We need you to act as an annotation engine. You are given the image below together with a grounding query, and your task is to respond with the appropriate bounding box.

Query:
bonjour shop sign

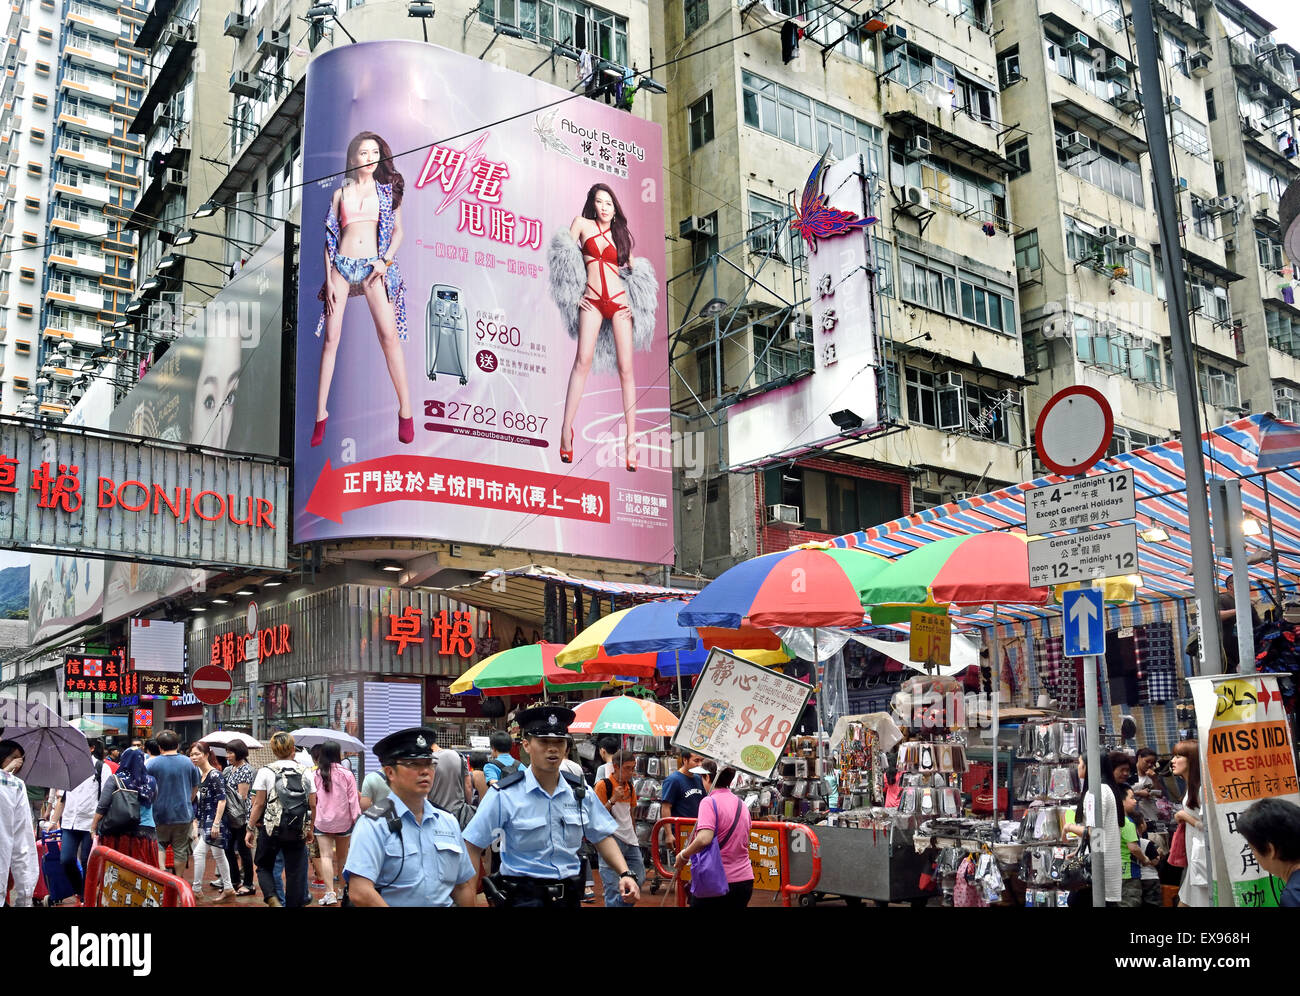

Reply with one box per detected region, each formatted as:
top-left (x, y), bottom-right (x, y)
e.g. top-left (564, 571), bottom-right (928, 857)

top-left (0, 418), bottom-right (288, 571)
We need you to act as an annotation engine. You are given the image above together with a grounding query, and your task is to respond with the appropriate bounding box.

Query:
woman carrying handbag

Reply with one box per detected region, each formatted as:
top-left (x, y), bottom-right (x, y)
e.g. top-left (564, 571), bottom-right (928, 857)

top-left (91, 747), bottom-right (160, 869)
top-left (673, 761), bottom-right (754, 908)
top-left (1171, 741), bottom-right (1211, 907)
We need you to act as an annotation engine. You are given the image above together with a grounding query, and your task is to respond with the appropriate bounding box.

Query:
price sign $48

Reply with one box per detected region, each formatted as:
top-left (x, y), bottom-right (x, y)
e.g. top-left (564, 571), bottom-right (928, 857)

top-left (735, 706), bottom-right (793, 748)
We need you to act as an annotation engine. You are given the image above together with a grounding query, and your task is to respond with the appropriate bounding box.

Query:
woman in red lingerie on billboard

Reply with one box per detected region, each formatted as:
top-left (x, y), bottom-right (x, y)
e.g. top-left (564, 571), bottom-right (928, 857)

top-left (548, 183), bottom-right (657, 471)
top-left (311, 131), bottom-right (413, 448)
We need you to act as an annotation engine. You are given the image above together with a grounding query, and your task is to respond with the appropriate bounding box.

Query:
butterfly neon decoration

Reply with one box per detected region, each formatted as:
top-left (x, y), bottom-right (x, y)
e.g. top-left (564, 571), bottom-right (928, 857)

top-left (789, 149), bottom-right (877, 253)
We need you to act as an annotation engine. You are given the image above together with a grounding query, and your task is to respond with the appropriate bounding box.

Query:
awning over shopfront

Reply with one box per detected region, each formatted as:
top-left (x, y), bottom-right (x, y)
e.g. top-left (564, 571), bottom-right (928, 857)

top-left (830, 415), bottom-right (1300, 627)
top-left (434, 565), bottom-right (699, 624)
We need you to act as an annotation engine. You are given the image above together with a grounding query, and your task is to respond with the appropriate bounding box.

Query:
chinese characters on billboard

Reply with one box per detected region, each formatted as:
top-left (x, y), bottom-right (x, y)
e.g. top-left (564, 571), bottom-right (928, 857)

top-left (294, 41), bottom-right (671, 564)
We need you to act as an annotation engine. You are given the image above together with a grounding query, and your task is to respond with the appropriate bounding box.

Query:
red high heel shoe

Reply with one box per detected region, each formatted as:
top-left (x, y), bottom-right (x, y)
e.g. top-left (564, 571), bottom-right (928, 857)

top-left (559, 427), bottom-right (573, 463)
top-left (310, 416), bottom-right (328, 447)
top-left (398, 415), bottom-right (414, 444)
top-left (626, 437), bottom-right (638, 473)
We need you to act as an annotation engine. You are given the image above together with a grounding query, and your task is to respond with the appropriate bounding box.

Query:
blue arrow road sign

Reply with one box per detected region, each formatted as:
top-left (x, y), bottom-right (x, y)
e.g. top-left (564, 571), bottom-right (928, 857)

top-left (1062, 588), bottom-right (1105, 658)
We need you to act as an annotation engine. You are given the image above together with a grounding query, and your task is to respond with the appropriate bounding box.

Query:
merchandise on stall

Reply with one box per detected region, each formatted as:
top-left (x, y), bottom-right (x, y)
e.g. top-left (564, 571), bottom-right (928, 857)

top-left (1013, 716), bottom-right (1087, 908)
top-left (778, 734), bottom-right (832, 820)
top-left (889, 675), bottom-right (970, 831)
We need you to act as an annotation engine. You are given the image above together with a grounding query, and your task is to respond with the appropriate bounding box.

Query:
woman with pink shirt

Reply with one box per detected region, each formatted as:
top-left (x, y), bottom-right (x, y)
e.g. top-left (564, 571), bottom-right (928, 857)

top-left (674, 760), bottom-right (754, 908)
top-left (312, 740), bottom-right (361, 906)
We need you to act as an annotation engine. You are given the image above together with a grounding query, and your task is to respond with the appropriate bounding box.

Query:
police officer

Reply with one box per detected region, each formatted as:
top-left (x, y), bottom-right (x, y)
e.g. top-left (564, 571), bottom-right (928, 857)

top-left (343, 728), bottom-right (477, 907)
top-left (463, 706), bottom-right (641, 907)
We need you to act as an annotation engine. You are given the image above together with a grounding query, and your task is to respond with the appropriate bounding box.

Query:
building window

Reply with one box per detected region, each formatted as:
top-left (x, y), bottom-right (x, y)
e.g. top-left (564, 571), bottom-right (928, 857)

top-left (1170, 110), bottom-right (1210, 161)
top-left (1197, 363), bottom-right (1238, 408)
top-left (900, 247), bottom-right (1015, 334)
top-left (1055, 123), bottom-right (1145, 206)
top-left (742, 71), bottom-right (884, 174)
top-left (685, 0), bottom-right (708, 36)
top-left (695, 345), bottom-right (716, 400)
top-left (1074, 315), bottom-right (1162, 386)
top-left (478, 0), bottom-right (630, 67)
top-left (37, 27), bottom-right (52, 43)
top-left (905, 366), bottom-right (939, 427)
top-left (762, 465), bottom-right (903, 534)
top-left (890, 143), bottom-right (1008, 229)
top-left (964, 383), bottom-right (1023, 444)
top-left (24, 197), bottom-right (39, 212)
top-left (30, 128), bottom-right (44, 143)
top-left (32, 94), bottom-right (48, 110)
top-left (35, 61), bottom-right (49, 75)
top-left (1206, 88), bottom-right (1216, 121)
top-left (1267, 308), bottom-right (1300, 359)
top-left (998, 47), bottom-right (1021, 87)
top-left (14, 337), bottom-right (30, 352)
top-left (688, 92), bottom-right (714, 151)
top-left (21, 232), bottom-right (37, 246)
top-left (1257, 231), bottom-right (1285, 271)
top-left (1162, 31), bottom-right (1188, 76)
top-left (1007, 138), bottom-right (1030, 173)
top-left (26, 162), bottom-right (40, 176)
top-left (690, 210), bottom-right (718, 270)
top-left (1014, 230), bottom-right (1040, 271)
top-left (874, 237), bottom-right (893, 298)
top-left (754, 321), bottom-right (811, 385)
top-left (1275, 384), bottom-right (1300, 422)
top-left (19, 268), bottom-right (33, 282)
top-left (748, 191), bottom-right (806, 269)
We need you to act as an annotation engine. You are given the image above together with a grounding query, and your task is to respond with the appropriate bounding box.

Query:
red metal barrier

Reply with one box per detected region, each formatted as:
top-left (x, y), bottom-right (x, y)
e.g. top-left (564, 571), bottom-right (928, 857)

top-left (83, 845), bottom-right (196, 908)
top-left (650, 817), bottom-right (821, 907)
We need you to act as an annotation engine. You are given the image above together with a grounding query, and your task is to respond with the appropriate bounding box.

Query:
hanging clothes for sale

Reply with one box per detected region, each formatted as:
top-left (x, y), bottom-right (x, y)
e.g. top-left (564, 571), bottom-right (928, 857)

top-left (781, 20), bottom-right (802, 64)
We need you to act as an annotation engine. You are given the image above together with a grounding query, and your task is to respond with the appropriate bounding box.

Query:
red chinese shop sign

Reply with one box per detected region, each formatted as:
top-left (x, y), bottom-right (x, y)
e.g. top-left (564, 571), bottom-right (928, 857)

top-left (64, 654), bottom-right (124, 700)
top-left (209, 623), bottom-right (293, 672)
top-left (0, 420), bottom-right (288, 571)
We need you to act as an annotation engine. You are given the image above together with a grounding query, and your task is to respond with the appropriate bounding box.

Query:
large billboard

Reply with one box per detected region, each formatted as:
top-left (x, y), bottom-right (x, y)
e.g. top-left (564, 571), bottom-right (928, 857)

top-left (293, 41), bottom-right (671, 565)
top-left (727, 153), bottom-right (879, 470)
top-left (103, 226), bottom-right (289, 621)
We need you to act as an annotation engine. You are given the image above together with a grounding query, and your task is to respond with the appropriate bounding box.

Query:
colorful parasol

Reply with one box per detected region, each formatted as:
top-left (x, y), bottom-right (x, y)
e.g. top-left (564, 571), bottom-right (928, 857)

top-left (450, 643), bottom-right (615, 696)
top-left (554, 599), bottom-right (779, 668)
top-left (568, 696), bottom-right (680, 737)
top-left (860, 531), bottom-right (1050, 622)
top-left (677, 544), bottom-right (891, 630)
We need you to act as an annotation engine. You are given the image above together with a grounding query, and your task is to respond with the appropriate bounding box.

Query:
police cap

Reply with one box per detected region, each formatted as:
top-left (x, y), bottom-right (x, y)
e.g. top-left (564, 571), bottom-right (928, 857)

top-left (516, 705), bottom-right (575, 740)
top-left (374, 727), bottom-right (438, 765)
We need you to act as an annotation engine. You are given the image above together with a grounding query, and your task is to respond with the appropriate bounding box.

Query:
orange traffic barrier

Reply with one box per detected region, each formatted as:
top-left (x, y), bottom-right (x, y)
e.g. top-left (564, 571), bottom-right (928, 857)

top-left (650, 817), bottom-right (821, 907)
top-left (84, 845), bottom-right (197, 908)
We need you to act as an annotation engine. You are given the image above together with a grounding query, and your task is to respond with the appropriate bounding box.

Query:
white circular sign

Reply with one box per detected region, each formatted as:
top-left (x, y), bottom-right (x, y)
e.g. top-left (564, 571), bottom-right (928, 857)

top-left (1034, 386), bottom-right (1113, 476)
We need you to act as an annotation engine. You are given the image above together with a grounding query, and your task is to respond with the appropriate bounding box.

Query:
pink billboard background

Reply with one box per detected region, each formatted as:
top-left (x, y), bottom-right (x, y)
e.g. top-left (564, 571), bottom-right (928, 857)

top-left (294, 41), bottom-right (672, 564)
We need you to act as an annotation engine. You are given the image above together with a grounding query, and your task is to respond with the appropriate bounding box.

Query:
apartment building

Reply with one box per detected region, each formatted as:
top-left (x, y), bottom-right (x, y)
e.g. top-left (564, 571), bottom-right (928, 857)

top-left (1201, 0), bottom-right (1300, 426)
top-left (122, 0), bottom-right (236, 393)
top-left (668, 0), bottom-right (1030, 575)
top-left (0, 0), bottom-right (144, 418)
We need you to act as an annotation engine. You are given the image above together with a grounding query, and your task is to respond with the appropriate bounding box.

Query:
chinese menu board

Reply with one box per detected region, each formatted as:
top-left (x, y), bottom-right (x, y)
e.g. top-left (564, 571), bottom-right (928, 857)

top-left (672, 649), bottom-right (811, 778)
top-left (1191, 674), bottom-right (1300, 907)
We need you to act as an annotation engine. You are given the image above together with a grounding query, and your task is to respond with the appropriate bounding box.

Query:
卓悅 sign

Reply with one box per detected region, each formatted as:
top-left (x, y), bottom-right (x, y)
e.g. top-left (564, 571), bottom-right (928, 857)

top-left (672, 649), bottom-right (812, 778)
top-left (1027, 523), bottom-right (1138, 587)
top-left (0, 418), bottom-right (288, 571)
top-left (909, 611), bottom-right (951, 668)
top-left (1191, 674), bottom-right (1300, 907)
top-left (1024, 470), bottom-right (1134, 536)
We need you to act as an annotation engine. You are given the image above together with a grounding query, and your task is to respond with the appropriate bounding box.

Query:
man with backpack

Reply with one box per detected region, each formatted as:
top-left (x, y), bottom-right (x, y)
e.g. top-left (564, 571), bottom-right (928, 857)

top-left (244, 731), bottom-right (317, 907)
top-left (592, 750), bottom-right (643, 907)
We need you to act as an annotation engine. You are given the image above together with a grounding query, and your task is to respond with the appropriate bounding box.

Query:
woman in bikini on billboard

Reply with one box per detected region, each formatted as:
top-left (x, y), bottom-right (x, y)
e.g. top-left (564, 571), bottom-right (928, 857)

top-left (561, 184), bottom-right (641, 471)
top-left (312, 131), bottom-right (413, 447)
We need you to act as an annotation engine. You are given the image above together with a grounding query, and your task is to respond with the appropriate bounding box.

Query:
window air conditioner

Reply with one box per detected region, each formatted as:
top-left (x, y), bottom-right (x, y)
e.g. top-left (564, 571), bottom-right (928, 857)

top-left (1250, 82), bottom-right (1271, 101)
top-left (1188, 51), bottom-right (1211, 77)
top-left (257, 30), bottom-right (289, 56)
top-left (229, 70), bottom-right (260, 97)
top-left (1096, 224), bottom-right (1119, 243)
top-left (1255, 192), bottom-right (1274, 215)
top-left (1276, 387), bottom-right (1296, 402)
top-left (163, 167), bottom-right (185, 187)
top-left (951, 491), bottom-right (974, 502)
top-left (1111, 89), bottom-right (1141, 113)
top-left (1112, 233), bottom-right (1137, 254)
top-left (1224, 235), bottom-right (1237, 252)
top-left (941, 371), bottom-right (964, 389)
top-left (906, 134), bottom-right (932, 159)
top-left (1058, 131), bottom-right (1089, 157)
top-left (1255, 36), bottom-right (1277, 56)
top-left (882, 24), bottom-right (908, 49)
top-left (1102, 56), bottom-right (1129, 80)
top-left (767, 504), bottom-right (803, 528)
top-left (1065, 31), bottom-right (1090, 54)
top-left (679, 214), bottom-right (715, 240)
top-left (1017, 266), bottom-right (1041, 284)
top-left (224, 11), bottom-right (249, 38)
top-left (161, 22), bottom-right (195, 47)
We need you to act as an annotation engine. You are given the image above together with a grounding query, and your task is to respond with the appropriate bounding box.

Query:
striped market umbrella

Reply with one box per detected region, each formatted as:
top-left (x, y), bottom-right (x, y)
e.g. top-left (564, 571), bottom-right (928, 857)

top-left (677, 544), bottom-right (890, 630)
top-left (554, 599), bottom-right (780, 667)
top-left (568, 696), bottom-right (680, 737)
top-left (450, 643), bottom-right (614, 697)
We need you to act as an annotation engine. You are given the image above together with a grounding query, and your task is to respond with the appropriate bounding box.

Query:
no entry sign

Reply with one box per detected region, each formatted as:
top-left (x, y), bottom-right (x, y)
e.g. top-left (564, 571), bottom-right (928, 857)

top-left (190, 664), bottom-right (233, 706)
top-left (1034, 386), bottom-right (1113, 476)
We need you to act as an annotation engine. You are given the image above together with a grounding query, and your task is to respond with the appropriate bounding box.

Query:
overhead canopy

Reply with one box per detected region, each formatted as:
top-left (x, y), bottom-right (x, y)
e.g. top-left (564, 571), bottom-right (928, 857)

top-left (830, 415), bottom-right (1300, 626)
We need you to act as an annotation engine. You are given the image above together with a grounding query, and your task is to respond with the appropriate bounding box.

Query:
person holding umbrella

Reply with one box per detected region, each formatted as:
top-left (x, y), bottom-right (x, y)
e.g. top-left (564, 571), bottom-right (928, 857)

top-left (0, 739), bottom-right (37, 907)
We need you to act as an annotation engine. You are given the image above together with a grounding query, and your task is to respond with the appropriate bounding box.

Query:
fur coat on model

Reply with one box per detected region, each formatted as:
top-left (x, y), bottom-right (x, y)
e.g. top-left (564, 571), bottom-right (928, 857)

top-left (547, 232), bottom-right (658, 376)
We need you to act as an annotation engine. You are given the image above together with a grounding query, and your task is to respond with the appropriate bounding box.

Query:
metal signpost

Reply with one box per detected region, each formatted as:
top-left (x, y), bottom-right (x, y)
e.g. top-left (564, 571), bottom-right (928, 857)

top-left (1062, 587), bottom-right (1108, 907)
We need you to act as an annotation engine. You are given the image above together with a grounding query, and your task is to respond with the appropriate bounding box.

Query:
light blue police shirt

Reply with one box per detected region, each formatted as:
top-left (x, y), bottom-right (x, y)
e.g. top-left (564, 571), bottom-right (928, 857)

top-left (343, 793), bottom-right (475, 907)
top-left (462, 766), bottom-right (618, 879)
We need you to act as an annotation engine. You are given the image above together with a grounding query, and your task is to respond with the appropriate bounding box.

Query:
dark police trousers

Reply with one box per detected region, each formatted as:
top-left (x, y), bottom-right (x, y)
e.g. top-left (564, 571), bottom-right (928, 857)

top-left (253, 828), bottom-right (308, 907)
top-left (502, 874), bottom-right (585, 908)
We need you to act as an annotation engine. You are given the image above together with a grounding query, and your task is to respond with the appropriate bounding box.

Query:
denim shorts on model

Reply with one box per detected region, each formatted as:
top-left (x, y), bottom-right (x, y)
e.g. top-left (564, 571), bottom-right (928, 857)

top-left (333, 253), bottom-right (380, 284)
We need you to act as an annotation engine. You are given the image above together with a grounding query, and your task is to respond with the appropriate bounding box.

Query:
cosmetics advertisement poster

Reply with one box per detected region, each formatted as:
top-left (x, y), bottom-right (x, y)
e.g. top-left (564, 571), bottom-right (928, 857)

top-left (295, 40), bottom-right (671, 564)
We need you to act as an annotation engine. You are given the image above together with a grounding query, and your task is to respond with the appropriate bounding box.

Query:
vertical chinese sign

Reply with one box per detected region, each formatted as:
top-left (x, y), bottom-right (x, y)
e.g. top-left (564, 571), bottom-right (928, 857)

top-left (1191, 674), bottom-right (1300, 907)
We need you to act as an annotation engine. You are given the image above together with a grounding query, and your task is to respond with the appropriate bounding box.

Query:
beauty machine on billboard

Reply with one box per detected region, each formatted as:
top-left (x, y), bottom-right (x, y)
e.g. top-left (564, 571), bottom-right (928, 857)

top-left (294, 41), bottom-right (671, 564)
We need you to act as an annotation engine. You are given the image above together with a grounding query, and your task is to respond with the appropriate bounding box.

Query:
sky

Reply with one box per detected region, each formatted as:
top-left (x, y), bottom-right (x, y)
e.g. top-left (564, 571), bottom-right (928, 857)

top-left (0, 550), bottom-right (31, 571)
top-left (1243, 0), bottom-right (1300, 50)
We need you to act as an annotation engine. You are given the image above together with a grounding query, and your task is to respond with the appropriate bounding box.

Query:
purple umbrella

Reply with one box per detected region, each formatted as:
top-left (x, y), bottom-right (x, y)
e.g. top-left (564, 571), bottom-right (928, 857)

top-left (0, 696), bottom-right (94, 790)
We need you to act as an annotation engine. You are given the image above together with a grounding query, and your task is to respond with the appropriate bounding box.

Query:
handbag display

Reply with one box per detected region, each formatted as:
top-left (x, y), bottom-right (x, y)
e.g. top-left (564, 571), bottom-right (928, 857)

top-left (689, 798), bottom-right (741, 899)
top-left (99, 775), bottom-right (141, 836)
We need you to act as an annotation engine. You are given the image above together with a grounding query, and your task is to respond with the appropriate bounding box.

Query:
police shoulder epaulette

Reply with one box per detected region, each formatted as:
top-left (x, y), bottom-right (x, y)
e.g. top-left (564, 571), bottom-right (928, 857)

top-left (496, 769), bottom-right (527, 789)
top-left (363, 798), bottom-right (396, 821)
top-left (560, 769), bottom-right (583, 788)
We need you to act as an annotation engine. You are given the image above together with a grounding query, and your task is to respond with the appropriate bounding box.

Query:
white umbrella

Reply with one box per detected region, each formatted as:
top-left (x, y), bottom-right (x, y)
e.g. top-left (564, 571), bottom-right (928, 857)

top-left (0, 697), bottom-right (94, 791)
top-left (200, 730), bottom-right (263, 749)
top-left (289, 727), bottom-right (365, 752)
top-left (849, 632), bottom-right (980, 677)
